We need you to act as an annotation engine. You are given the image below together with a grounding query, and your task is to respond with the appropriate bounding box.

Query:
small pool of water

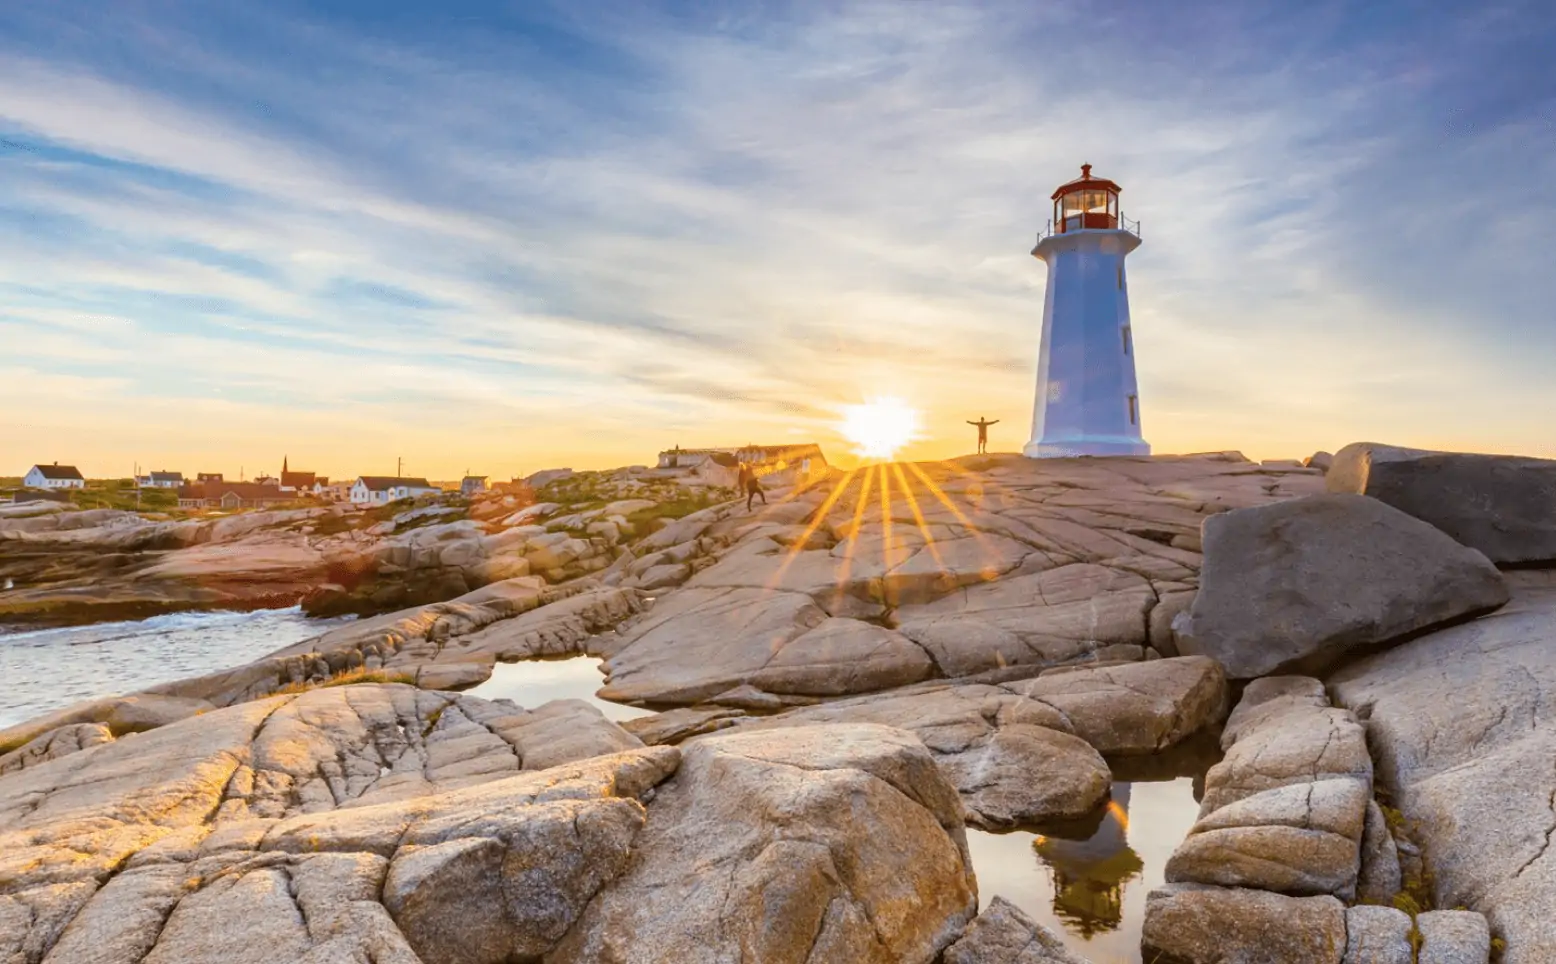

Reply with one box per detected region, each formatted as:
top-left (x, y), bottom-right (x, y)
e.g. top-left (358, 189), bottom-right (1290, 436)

top-left (467, 657), bottom-right (656, 723)
top-left (966, 777), bottom-right (1202, 963)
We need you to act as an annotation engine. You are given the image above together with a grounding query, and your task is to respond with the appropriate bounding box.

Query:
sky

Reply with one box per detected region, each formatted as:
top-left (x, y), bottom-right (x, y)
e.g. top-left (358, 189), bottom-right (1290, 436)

top-left (3, 0), bottom-right (1554, 481)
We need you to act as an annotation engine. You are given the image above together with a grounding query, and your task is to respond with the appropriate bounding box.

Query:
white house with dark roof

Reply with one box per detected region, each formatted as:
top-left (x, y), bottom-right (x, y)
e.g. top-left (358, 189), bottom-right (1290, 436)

top-left (136, 470), bottom-right (184, 489)
top-left (349, 476), bottom-right (439, 505)
top-left (23, 463), bottom-right (86, 489)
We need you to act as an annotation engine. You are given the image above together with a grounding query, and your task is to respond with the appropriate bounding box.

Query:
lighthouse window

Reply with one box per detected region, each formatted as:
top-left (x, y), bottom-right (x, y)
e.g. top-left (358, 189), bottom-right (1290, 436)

top-left (1127, 395), bottom-right (1138, 425)
top-left (1121, 326), bottom-right (1132, 355)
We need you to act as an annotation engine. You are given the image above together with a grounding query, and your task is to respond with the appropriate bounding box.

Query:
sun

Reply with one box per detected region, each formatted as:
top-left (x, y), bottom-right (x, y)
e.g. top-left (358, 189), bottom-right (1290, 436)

top-left (839, 397), bottom-right (920, 462)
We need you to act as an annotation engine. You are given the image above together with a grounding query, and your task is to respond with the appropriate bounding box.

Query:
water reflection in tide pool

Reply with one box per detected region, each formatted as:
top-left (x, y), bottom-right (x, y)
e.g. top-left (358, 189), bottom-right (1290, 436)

top-left (966, 778), bottom-right (1202, 963)
top-left (467, 657), bottom-right (656, 723)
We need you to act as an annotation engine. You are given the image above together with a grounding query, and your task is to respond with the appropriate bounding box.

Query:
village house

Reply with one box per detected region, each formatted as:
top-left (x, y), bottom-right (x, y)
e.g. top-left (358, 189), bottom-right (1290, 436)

top-left (176, 481), bottom-right (295, 510)
top-left (136, 471), bottom-right (184, 489)
top-left (22, 463), bottom-right (86, 490)
top-left (196, 472), bottom-right (224, 483)
top-left (460, 475), bottom-right (488, 497)
top-left (349, 476), bottom-right (439, 505)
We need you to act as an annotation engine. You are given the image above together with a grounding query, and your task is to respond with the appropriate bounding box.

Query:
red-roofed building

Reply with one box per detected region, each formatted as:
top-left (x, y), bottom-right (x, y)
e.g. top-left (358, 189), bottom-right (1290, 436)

top-left (177, 481), bottom-right (296, 510)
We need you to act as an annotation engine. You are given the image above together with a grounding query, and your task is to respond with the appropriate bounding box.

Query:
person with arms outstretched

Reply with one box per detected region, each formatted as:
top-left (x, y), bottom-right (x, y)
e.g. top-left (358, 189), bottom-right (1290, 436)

top-left (967, 417), bottom-right (999, 454)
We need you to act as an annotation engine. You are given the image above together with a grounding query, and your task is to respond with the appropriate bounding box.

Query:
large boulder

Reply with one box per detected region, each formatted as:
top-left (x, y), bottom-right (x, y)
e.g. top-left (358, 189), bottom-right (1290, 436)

top-left (1328, 442), bottom-right (1556, 565)
top-left (1177, 494), bottom-right (1508, 679)
top-left (546, 724), bottom-right (979, 963)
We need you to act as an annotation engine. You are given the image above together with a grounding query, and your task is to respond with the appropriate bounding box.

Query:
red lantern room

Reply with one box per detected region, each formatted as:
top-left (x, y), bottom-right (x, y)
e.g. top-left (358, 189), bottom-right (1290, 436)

top-left (1051, 163), bottom-right (1122, 234)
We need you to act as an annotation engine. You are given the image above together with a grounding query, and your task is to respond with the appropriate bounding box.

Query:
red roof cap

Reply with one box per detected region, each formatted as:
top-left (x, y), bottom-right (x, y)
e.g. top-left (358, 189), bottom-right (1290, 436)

top-left (1051, 163), bottom-right (1122, 200)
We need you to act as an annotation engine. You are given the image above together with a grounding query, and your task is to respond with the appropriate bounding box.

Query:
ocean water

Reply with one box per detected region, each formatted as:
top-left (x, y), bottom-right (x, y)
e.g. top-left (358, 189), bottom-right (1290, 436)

top-left (0, 607), bottom-right (350, 729)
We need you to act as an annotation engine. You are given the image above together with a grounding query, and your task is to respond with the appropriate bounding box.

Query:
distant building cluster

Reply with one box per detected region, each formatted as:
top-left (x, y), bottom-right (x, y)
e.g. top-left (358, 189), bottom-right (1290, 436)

top-left (655, 442), bottom-right (828, 488)
top-left (11, 443), bottom-right (831, 510)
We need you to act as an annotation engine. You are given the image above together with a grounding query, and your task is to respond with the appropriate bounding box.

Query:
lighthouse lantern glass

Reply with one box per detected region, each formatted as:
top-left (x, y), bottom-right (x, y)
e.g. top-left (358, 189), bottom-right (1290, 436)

top-left (1055, 187), bottom-right (1119, 232)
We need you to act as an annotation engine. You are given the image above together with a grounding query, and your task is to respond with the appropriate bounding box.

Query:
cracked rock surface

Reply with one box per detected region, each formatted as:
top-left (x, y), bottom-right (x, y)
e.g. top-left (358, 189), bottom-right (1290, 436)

top-left (716, 656), bottom-right (1224, 827)
top-left (1167, 676), bottom-right (1371, 899)
top-left (0, 687), bottom-right (981, 964)
top-left (595, 455), bottom-right (1320, 707)
top-left (1329, 573), bottom-right (1556, 964)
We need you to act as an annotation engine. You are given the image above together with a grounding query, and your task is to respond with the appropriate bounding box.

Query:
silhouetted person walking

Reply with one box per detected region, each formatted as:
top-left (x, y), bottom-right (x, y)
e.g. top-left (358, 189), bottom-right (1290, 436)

top-left (738, 463), bottom-right (766, 511)
top-left (967, 417), bottom-right (999, 454)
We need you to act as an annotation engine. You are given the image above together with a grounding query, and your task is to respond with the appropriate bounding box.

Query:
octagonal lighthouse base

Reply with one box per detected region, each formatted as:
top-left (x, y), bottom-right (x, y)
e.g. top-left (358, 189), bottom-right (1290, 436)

top-left (1024, 437), bottom-right (1151, 458)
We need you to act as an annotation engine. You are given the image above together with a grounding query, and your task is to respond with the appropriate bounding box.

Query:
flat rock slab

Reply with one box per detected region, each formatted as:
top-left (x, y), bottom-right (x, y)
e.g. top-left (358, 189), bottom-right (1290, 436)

top-left (1328, 441), bottom-right (1556, 565)
top-left (546, 724), bottom-right (979, 964)
top-left (1329, 581), bottom-right (1556, 963)
top-left (1179, 493), bottom-right (1508, 679)
top-left (895, 563), bottom-right (1156, 677)
top-left (1141, 884), bottom-right (1347, 964)
top-left (941, 896), bottom-right (1089, 963)
top-left (1001, 655), bottom-right (1226, 755)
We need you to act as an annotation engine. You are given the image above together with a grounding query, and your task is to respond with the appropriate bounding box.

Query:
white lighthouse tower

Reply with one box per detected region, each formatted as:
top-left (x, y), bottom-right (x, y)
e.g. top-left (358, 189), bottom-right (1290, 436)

top-left (1024, 164), bottom-right (1149, 458)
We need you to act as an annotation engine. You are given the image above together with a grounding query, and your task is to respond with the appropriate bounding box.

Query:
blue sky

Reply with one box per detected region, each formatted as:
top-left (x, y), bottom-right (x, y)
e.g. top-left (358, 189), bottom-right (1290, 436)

top-left (3, 0), bottom-right (1554, 479)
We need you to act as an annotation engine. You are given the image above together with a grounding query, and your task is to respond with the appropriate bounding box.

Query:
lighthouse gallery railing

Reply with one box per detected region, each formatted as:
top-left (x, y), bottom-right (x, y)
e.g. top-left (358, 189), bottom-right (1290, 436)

top-left (1035, 213), bottom-right (1141, 245)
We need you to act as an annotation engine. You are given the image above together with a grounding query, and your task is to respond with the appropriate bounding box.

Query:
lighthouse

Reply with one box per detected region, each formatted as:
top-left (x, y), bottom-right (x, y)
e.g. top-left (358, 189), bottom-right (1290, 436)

top-left (1024, 164), bottom-right (1149, 458)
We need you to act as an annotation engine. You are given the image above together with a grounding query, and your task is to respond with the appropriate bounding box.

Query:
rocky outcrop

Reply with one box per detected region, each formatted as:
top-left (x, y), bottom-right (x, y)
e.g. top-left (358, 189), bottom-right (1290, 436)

top-left (1167, 677), bottom-right (1372, 899)
top-left (548, 724), bottom-right (978, 963)
top-left (1328, 442), bottom-right (1556, 565)
top-left (722, 676), bottom-right (1109, 828)
top-left (941, 896), bottom-right (1089, 963)
top-left (1141, 884), bottom-right (1348, 964)
top-left (1177, 494), bottom-right (1508, 679)
top-left (0, 683), bottom-right (983, 963)
top-left (587, 456), bottom-right (1321, 707)
top-left (714, 656), bottom-right (1224, 827)
top-left (1328, 574), bottom-right (1556, 963)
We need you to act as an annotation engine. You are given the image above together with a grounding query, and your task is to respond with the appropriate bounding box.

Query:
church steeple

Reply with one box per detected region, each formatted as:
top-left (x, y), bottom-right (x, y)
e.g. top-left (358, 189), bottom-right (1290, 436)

top-left (283, 455), bottom-right (289, 474)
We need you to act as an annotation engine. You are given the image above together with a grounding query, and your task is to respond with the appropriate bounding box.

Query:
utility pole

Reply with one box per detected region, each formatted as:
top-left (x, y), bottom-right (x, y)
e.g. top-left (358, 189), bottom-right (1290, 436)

top-left (397, 457), bottom-right (403, 479)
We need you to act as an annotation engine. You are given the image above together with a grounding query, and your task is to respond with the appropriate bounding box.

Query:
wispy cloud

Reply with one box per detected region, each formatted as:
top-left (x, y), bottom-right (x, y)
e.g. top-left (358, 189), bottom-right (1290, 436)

top-left (2, 0), bottom-right (1553, 480)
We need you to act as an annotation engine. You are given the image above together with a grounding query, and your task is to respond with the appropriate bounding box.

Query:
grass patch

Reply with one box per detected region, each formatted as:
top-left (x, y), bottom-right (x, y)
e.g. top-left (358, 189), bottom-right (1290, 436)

top-left (65, 481), bottom-right (181, 513)
top-left (624, 489), bottom-right (731, 536)
top-left (271, 669), bottom-right (418, 697)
